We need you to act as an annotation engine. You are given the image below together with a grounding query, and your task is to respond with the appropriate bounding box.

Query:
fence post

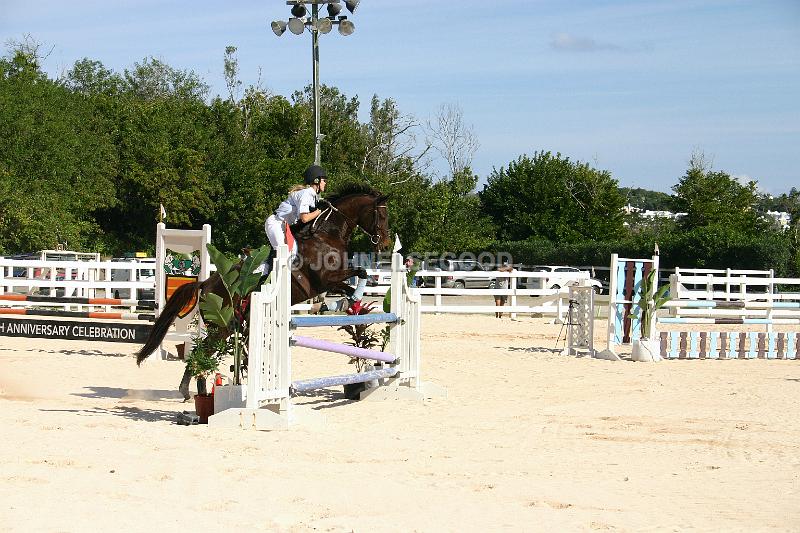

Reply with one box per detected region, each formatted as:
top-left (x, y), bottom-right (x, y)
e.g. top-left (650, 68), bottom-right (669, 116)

top-left (510, 272), bottom-right (517, 320)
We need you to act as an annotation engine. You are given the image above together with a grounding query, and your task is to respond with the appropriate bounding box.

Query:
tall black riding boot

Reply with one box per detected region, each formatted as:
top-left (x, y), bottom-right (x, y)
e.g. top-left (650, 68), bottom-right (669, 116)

top-left (258, 248), bottom-right (277, 285)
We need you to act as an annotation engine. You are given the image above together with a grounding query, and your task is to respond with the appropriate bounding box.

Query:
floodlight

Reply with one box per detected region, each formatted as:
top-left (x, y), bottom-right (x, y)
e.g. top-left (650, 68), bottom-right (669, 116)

top-left (316, 18), bottom-right (333, 34)
top-left (290, 3), bottom-right (307, 18)
top-left (344, 0), bottom-right (360, 14)
top-left (271, 20), bottom-right (287, 37)
top-left (338, 18), bottom-right (355, 36)
top-left (327, 3), bottom-right (342, 17)
top-left (288, 17), bottom-right (306, 35)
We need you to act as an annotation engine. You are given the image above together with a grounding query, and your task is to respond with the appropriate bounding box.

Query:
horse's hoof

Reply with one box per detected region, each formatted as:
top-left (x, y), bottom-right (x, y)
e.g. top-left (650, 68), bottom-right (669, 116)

top-left (310, 301), bottom-right (328, 314)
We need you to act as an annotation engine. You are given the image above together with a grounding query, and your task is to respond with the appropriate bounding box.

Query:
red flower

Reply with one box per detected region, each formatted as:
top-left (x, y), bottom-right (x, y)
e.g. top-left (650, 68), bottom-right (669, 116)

top-left (346, 299), bottom-right (376, 316)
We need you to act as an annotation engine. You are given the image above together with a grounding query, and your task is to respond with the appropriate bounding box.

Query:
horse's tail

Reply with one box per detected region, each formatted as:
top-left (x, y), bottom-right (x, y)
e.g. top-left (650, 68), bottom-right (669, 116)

top-left (135, 281), bottom-right (200, 365)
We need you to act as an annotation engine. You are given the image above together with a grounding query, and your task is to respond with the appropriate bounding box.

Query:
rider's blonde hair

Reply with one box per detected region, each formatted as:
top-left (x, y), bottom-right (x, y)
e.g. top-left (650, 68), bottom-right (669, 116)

top-left (288, 184), bottom-right (305, 193)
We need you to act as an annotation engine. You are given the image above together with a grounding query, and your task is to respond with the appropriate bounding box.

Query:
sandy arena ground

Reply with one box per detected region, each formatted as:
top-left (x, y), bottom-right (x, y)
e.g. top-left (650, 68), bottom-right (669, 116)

top-left (1, 313), bottom-right (799, 532)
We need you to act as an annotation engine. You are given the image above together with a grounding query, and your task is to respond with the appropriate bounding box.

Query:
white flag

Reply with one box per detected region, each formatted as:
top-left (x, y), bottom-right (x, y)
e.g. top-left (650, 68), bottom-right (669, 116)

top-left (393, 234), bottom-right (402, 253)
top-left (159, 204), bottom-right (167, 223)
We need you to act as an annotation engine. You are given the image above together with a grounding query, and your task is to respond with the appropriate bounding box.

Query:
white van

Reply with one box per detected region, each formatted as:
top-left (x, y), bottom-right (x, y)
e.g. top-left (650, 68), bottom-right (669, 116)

top-left (110, 258), bottom-right (156, 299)
top-left (520, 265), bottom-right (603, 293)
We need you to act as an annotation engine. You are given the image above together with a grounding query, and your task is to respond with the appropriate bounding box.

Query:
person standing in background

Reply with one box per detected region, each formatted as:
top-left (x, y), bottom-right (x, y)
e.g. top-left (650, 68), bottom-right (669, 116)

top-left (494, 263), bottom-right (513, 318)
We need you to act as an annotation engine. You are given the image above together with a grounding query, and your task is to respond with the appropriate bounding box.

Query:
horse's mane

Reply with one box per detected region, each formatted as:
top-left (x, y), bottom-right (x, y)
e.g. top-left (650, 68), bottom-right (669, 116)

top-left (325, 183), bottom-right (384, 204)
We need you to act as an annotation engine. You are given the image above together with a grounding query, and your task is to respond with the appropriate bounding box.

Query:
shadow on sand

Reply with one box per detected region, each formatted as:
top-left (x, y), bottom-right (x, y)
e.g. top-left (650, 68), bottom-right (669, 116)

top-left (72, 386), bottom-right (184, 401)
top-left (40, 405), bottom-right (180, 423)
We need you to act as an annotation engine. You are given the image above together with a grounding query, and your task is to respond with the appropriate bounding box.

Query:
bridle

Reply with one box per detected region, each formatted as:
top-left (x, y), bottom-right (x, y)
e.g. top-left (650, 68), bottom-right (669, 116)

top-left (313, 196), bottom-right (387, 247)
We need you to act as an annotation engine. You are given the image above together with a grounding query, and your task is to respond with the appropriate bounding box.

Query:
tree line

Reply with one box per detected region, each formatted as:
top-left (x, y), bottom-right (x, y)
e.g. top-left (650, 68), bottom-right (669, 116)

top-left (1, 42), bottom-right (798, 275)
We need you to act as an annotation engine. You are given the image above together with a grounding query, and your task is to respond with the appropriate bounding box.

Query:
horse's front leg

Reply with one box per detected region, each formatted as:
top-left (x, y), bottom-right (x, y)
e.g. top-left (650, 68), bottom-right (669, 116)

top-left (328, 280), bottom-right (357, 298)
top-left (338, 267), bottom-right (369, 280)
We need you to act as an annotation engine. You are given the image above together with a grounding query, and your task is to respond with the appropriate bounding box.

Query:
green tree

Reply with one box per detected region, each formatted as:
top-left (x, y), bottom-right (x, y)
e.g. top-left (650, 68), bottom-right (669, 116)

top-left (0, 45), bottom-right (117, 253)
top-left (672, 157), bottom-right (767, 234)
top-left (480, 151), bottom-right (625, 243)
top-left (122, 57), bottom-right (208, 101)
top-left (64, 58), bottom-right (124, 96)
top-left (411, 169), bottom-right (495, 253)
top-left (619, 187), bottom-right (674, 211)
top-left (291, 84), bottom-right (365, 173)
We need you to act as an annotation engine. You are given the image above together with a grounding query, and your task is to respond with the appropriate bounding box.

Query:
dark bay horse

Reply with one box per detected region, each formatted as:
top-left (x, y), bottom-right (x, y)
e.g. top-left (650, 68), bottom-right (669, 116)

top-left (135, 184), bottom-right (390, 397)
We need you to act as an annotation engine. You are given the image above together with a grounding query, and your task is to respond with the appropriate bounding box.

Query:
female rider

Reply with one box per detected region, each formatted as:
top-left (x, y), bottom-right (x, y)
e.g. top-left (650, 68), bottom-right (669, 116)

top-left (265, 164), bottom-right (329, 253)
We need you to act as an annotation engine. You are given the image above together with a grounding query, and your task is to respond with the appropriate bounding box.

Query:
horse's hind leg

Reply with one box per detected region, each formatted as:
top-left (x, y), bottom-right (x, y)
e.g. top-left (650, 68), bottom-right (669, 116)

top-left (178, 366), bottom-right (192, 401)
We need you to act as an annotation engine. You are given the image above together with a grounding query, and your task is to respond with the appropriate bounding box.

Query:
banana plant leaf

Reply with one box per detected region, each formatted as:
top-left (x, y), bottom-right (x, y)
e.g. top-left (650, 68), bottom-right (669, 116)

top-left (199, 292), bottom-right (234, 329)
top-left (206, 244), bottom-right (239, 297)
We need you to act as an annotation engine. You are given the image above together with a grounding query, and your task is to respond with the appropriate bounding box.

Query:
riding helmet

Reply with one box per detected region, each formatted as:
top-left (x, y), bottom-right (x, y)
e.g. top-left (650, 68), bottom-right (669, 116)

top-left (303, 164), bottom-right (328, 185)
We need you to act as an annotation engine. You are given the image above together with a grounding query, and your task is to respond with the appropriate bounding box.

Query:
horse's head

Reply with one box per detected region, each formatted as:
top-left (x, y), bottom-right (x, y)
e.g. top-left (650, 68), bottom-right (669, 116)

top-left (367, 193), bottom-right (391, 250)
top-left (327, 185), bottom-right (391, 251)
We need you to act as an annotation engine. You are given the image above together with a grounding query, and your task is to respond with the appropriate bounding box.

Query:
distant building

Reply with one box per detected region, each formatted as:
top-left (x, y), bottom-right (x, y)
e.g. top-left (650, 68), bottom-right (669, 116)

top-left (766, 210), bottom-right (791, 230)
top-left (623, 204), bottom-right (685, 220)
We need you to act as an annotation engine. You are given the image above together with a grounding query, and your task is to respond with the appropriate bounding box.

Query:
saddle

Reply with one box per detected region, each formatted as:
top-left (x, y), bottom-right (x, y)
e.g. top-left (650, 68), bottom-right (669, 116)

top-left (289, 219), bottom-right (316, 241)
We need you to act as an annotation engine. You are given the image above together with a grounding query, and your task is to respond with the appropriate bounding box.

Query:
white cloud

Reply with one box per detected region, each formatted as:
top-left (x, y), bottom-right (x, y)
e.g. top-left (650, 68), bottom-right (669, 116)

top-left (549, 33), bottom-right (655, 53)
top-left (550, 33), bottom-right (622, 52)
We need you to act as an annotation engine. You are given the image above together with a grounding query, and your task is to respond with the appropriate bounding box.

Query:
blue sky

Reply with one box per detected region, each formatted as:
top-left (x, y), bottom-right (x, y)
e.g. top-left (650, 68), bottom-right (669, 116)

top-left (2, 0), bottom-right (799, 194)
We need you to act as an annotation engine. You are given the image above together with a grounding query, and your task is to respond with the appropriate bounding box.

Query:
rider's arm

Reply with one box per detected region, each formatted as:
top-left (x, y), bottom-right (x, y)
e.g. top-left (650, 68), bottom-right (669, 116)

top-left (297, 188), bottom-right (322, 223)
top-left (298, 209), bottom-right (321, 223)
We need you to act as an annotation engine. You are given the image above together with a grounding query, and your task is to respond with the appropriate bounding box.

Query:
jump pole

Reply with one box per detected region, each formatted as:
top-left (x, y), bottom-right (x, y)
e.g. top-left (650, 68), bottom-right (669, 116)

top-left (291, 335), bottom-right (398, 363)
top-left (0, 294), bottom-right (156, 308)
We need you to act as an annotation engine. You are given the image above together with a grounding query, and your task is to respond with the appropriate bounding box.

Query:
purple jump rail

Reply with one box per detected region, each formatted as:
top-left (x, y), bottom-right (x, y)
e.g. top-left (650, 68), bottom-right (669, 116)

top-left (291, 335), bottom-right (398, 363)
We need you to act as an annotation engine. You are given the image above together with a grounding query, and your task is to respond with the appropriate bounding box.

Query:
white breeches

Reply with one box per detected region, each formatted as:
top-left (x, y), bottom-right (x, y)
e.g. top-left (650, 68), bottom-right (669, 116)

top-left (265, 215), bottom-right (285, 250)
top-left (265, 215), bottom-right (297, 257)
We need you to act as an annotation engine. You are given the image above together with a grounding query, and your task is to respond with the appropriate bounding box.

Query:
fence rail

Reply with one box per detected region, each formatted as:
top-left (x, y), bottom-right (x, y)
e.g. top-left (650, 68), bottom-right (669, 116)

top-left (668, 269), bottom-right (800, 325)
top-left (1, 258), bottom-right (611, 319)
top-left (0, 258), bottom-right (156, 311)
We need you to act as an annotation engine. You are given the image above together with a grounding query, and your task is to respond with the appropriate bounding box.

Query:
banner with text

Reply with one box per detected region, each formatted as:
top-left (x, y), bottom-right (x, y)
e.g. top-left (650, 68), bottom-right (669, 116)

top-left (0, 318), bottom-right (152, 344)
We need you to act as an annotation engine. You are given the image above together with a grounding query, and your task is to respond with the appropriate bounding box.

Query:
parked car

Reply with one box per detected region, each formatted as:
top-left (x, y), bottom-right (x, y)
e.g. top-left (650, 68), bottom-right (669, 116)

top-left (110, 258), bottom-right (156, 300)
top-left (9, 253), bottom-right (38, 277)
top-left (9, 250), bottom-right (97, 279)
top-left (421, 259), bottom-right (496, 289)
top-left (520, 265), bottom-right (603, 293)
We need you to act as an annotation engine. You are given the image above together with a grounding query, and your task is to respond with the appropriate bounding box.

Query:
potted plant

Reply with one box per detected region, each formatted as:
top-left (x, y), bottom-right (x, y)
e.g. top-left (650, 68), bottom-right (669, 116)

top-left (338, 300), bottom-right (388, 400)
top-left (628, 268), bottom-right (670, 362)
top-left (199, 244), bottom-right (270, 385)
top-left (184, 329), bottom-right (227, 423)
top-left (193, 244), bottom-right (269, 414)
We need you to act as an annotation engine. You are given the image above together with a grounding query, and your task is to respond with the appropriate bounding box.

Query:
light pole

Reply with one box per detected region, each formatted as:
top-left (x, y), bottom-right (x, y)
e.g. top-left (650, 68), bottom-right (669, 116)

top-left (271, 0), bottom-right (360, 166)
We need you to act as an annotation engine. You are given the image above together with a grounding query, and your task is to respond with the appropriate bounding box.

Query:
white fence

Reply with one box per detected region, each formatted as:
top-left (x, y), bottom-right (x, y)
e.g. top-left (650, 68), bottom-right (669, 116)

top-left (0, 258), bottom-right (610, 319)
top-left (0, 258), bottom-right (156, 310)
top-left (667, 267), bottom-right (800, 321)
top-left (363, 268), bottom-right (607, 319)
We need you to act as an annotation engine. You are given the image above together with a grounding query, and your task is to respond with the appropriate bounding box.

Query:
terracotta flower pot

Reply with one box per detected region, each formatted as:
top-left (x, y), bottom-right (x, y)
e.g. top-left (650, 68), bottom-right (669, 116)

top-left (194, 393), bottom-right (214, 424)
